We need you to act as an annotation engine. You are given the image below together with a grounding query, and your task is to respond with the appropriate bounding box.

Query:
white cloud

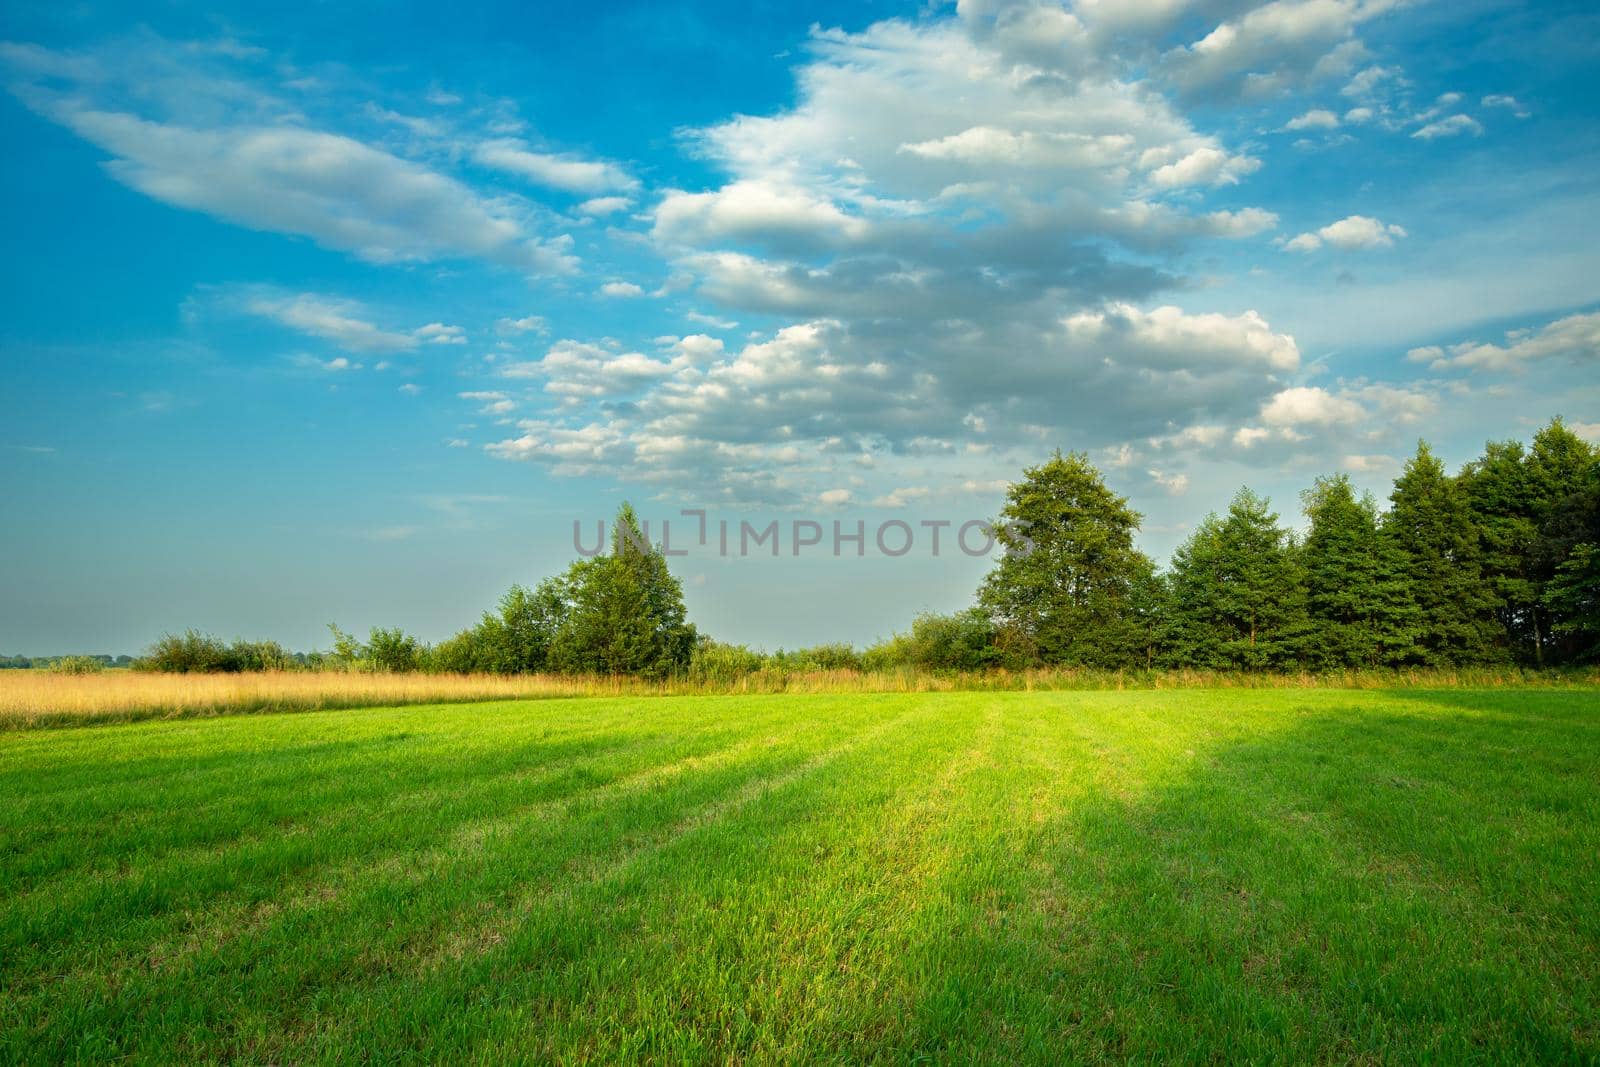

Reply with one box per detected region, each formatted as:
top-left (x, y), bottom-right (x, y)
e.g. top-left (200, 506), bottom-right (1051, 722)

top-left (247, 294), bottom-right (419, 353)
top-left (1284, 108), bottom-right (1341, 131)
top-left (870, 486), bottom-right (930, 508)
top-left (413, 322), bottom-right (466, 345)
top-left (1283, 214), bottom-right (1406, 252)
top-left (1062, 303), bottom-right (1300, 372)
top-left (459, 390), bottom-right (516, 415)
top-left (576, 195), bottom-right (632, 216)
top-left (496, 315), bottom-right (546, 335)
top-left (1412, 114), bottom-right (1483, 140)
top-left (501, 339), bottom-right (679, 400)
top-left (654, 179), bottom-right (870, 249)
top-left (293, 354), bottom-right (360, 372)
top-left (1147, 146), bottom-right (1260, 188)
top-left (599, 281), bottom-right (645, 298)
top-left (1482, 94), bottom-right (1531, 119)
top-left (1159, 0), bottom-right (1393, 102)
top-left (1406, 311), bottom-right (1600, 373)
top-left (1147, 468), bottom-right (1190, 495)
top-left (1, 41), bottom-right (578, 274)
top-left (1260, 385), bottom-right (1365, 427)
top-left (472, 139), bottom-right (638, 195)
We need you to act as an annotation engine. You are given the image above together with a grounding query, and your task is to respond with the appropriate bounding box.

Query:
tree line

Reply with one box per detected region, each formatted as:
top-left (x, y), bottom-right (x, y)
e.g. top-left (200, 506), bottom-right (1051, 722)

top-left (133, 416), bottom-right (1597, 676)
top-left (974, 417), bottom-right (1597, 671)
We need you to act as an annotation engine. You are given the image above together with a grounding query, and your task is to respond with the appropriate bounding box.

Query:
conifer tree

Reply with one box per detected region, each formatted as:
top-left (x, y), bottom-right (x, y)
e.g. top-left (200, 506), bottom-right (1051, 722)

top-left (1165, 488), bottom-right (1307, 669)
top-left (1384, 442), bottom-right (1501, 665)
top-left (1301, 475), bottom-right (1418, 667)
top-left (1460, 439), bottom-right (1539, 661)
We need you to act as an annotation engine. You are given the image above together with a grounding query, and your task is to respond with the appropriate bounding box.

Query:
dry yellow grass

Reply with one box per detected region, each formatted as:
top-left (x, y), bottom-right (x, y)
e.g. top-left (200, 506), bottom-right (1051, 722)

top-left (2, 665), bottom-right (1596, 731)
top-left (0, 671), bottom-right (632, 730)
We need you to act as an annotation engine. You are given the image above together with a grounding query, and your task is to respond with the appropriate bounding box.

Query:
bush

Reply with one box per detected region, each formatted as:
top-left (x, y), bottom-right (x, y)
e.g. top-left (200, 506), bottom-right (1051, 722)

top-left (136, 632), bottom-right (296, 673)
top-left (47, 655), bottom-right (105, 675)
top-left (689, 639), bottom-right (769, 682)
top-left (137, 631), bottom-right (232, 673)
top-left (226, 640), bottom-right (296, 672)
top-left (864, 610), bottom-right (1007, 673)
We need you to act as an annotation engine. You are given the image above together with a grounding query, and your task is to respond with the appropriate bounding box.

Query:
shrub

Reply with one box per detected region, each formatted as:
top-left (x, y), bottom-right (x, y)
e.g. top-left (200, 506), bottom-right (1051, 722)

top-left (137, 631), bottom-right (233, 673)
top-left (689, 639), bottom-right (769, 682)
top-left (46, 655), bottom-right (105, 675)
top-left (226, 640), bottom-right (296, 672)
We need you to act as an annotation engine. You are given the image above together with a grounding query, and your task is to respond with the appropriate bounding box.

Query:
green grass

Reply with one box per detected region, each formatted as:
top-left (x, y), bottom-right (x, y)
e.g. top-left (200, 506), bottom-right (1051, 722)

top-left (3, 690), bottom-right (1597, 1063)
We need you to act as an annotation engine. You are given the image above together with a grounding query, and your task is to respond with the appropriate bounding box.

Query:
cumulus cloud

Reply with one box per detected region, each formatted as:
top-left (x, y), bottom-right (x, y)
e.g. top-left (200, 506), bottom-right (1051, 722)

top-left (576, 196), bottom-right (632, 216)
top-left (496, 315), bottom-right (546, 335)
top-left (1284, 108), bottom-right (1341, 130)
top-left (474, 6), bottom-right (1361, 503)
top-left (414, 322), bottom-right (466, 345)
top-left (1406, 311), bottom-right (1600, 373)
top-left (1260, 385), bottom-right (1366, 427)
top-left (1283, 214), bottom-right (1406, 251)
top-left (502, 339), bottom-right (681, 401)
top-left (1157, 0), bottom-right (1396, 102)
top-left (599, 281), bottom-right (645, 298)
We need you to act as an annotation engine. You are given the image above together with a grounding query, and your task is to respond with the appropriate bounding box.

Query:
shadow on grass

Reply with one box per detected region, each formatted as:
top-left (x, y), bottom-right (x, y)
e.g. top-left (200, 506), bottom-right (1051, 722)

top-left (895, 696), bottom-right (1600, 1063)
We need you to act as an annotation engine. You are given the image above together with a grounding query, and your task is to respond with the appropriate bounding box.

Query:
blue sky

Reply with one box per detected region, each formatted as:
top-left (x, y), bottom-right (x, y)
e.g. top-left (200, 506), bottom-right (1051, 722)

top-left (2, 0), bottom-right (1597, 655)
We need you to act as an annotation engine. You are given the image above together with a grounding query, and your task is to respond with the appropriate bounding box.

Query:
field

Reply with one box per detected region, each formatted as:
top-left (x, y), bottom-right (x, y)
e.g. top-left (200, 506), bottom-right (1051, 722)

top-left (3, 690), bottom-right (1598, 1063)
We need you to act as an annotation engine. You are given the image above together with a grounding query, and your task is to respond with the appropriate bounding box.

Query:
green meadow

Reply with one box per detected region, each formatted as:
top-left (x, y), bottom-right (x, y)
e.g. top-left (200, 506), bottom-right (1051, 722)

top-left (3, 690), bottom-right (1598, 1063)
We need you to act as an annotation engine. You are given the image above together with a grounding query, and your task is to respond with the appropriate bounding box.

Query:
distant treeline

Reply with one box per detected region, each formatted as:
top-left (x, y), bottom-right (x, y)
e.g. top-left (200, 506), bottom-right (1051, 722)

top-left (133, 416), bottom-right (1598, 676)
top-left (1, 654), bottom-right (135, 671)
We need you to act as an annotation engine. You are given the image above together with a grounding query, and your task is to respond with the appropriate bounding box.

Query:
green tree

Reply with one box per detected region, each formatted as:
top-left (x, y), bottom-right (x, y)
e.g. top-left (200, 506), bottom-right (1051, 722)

top-left (1460, 438), bottom-right (1540, 661)
top-left (1301, 475), bottom-right (1419, 667)
top-left (1383, 441), bottom-right (1501, 665)
top-left (365, 628), bottom-right (421, 673)
top-left (978, 451), bottom-right (1154, 667)
top-left (1527, 419), bottom-right (1599, 663)
top-left (548, 504), bottom-right (696, 677)
top-left (1544, 544), bottom-right (1600, 660)
top-left (1165, 489), bottom-right (1308, 669)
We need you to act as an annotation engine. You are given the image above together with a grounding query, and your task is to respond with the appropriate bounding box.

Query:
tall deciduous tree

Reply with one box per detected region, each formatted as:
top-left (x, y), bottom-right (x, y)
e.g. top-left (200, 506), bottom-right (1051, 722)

top-left (979, 451), bottom-right (1153, 667)
top-left (1384, 442), bottom-right (1501, 665)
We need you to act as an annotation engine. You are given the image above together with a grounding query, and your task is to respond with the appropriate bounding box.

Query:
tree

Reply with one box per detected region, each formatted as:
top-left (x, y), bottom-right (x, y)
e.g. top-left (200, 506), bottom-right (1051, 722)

top-left (548, 504), bottom-right (696, 677)
top-left (366, 627), bottom-right (421, 673)
top-left (1164, 489), bottom-right (1308, 669)
top-left (1383, 441), bottom-right (1502, 665)
top-left (978, 451), bottom-right (1153, 667)
top-left (1527, 419), bottom-right (1599, 664)
top-left (1301, 475), bottom-right (1419, 667)
top-left (1544, 544), bottom-right (1600, 660)
top-left (1460, 438), bottom-right (1540, 662)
